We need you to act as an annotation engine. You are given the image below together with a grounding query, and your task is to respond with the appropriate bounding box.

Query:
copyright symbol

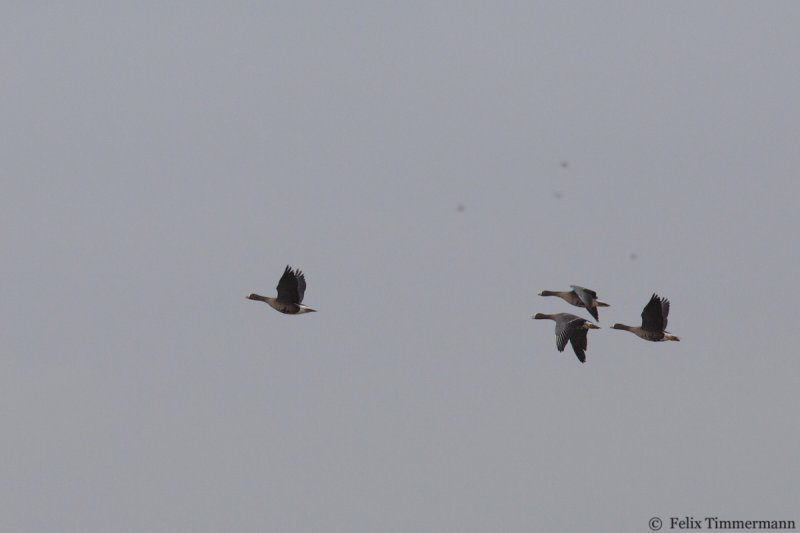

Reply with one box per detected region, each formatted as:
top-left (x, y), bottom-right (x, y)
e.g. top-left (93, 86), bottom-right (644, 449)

top-left (649, 517), bottom-right (662, 531)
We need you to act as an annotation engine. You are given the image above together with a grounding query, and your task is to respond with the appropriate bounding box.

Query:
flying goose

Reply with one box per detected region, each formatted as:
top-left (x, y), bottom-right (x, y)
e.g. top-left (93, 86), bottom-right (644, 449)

top-left (537, 285), bottom-right (609, 321)
top-left (532, 312), bottom-right (600, 363)
top-left (246, 265), bottom-right (316, 314)
top-left (610, 293), bottom-right (679, 341)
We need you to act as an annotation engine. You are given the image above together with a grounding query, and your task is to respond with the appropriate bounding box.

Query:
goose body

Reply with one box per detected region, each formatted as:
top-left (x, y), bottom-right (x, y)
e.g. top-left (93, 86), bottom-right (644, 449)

top-left (246, 265), bottom-right (316, 315)
top-left (538, 285), bottom-right (609, 321)
top-left (532, 312), bottom-right (600, 363)
top-left (610, 293), bottom-right (678, 341)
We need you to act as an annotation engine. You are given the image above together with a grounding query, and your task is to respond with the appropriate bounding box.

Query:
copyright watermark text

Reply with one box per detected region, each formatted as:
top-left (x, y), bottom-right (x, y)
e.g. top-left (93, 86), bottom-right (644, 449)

top-left (649, 516), bottom-right (795, 530)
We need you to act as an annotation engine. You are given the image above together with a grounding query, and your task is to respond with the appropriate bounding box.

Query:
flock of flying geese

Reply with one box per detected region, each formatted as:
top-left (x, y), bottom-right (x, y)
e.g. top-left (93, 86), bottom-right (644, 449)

top-left (247, 266), bottom-right (680, 364)
top-left (533, 286), bottom-right (679, 363)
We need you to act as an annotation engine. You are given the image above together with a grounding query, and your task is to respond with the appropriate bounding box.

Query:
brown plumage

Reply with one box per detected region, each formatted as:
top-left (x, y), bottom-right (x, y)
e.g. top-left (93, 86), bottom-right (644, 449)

top-left (532, 312), bottom-right (600, 363)
top-left (538, 285), bottom-right (610, 321)
top-left (246, 265), bottom-right (316, 315)
top-left (610, 293), bottom-right (679, 342)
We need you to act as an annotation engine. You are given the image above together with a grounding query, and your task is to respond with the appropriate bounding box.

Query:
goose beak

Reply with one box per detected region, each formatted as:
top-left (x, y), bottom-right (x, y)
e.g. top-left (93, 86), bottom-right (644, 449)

top-left (586, 323), bottom-right (600, 329)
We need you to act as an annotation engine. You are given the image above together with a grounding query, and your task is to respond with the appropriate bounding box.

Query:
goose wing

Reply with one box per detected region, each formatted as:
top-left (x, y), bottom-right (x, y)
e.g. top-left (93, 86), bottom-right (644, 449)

top-left (570, 285), bottom-right (599, 320)
top-left (276, 266), bottom-right (306, 304)
top-left (569, 328), bottom-right (589, 363)
top-left (555, 314), bottom-right (583, 352)
top-left (570, 285), bottom-right (597, 300)
top-left (641, 293), bottom-right (669, 331)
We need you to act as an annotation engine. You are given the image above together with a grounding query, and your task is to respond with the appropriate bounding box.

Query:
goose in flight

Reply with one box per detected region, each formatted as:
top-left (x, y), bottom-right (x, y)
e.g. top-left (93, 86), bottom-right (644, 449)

top-left (610, 293), bottom-right (679, 341)
top-left (537, 285), bottom-right (609, 321)
top-left (246, 265), bottom-right (316, 314)
top-left (532, 312), bottom-right (600, 363)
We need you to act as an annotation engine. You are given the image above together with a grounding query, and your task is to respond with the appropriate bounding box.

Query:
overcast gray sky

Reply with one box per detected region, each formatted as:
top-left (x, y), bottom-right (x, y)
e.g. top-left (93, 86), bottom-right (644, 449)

top-left (2, 3), bottom-right (799, 532)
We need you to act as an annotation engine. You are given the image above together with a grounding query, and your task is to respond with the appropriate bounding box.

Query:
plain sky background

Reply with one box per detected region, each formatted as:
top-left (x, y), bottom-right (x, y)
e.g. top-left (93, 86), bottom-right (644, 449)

top-left (2, 3), bottom-right (799, 532)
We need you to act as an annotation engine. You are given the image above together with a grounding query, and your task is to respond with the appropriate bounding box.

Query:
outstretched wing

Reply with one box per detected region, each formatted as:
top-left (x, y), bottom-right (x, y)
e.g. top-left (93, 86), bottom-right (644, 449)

top-left (570, 285), bottom-right (597, 300)
top-left (570, 285), bottom-right (599, 320)
top-left (555, 315), bottom-right (583, 352)
top-left (295, 269), bottom-right (307, 303)
top-left (641, 293), bottom-right (668, 331)
top-left (276, 265), bottom-right (305, 304)
top-left (659, 296), bottom-right (669, 329)
top-left (569, 328), bottom-right (589, 363)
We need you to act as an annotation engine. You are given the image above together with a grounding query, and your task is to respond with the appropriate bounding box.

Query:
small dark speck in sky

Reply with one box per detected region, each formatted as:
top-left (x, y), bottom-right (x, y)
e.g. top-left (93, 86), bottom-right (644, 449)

top-left (456, 204), bottom-right (466, 212)
top-left (561, 160), bottom-right (569, 168)
top-left (630, 252), bottom-right (638, 261)
top-left (552, 190), bottom-right (563, 200)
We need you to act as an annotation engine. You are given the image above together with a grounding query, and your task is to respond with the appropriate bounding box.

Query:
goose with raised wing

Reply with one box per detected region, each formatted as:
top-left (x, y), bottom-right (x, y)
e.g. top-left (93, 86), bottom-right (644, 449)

top-left (537, 285), bottom-right (609, 321)
top-left (610, 293), bottom-right (679, 341)
top-left (532, 312), bottom-right (600, 363)
top-left (246, 265), bottom-right (316, 314)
